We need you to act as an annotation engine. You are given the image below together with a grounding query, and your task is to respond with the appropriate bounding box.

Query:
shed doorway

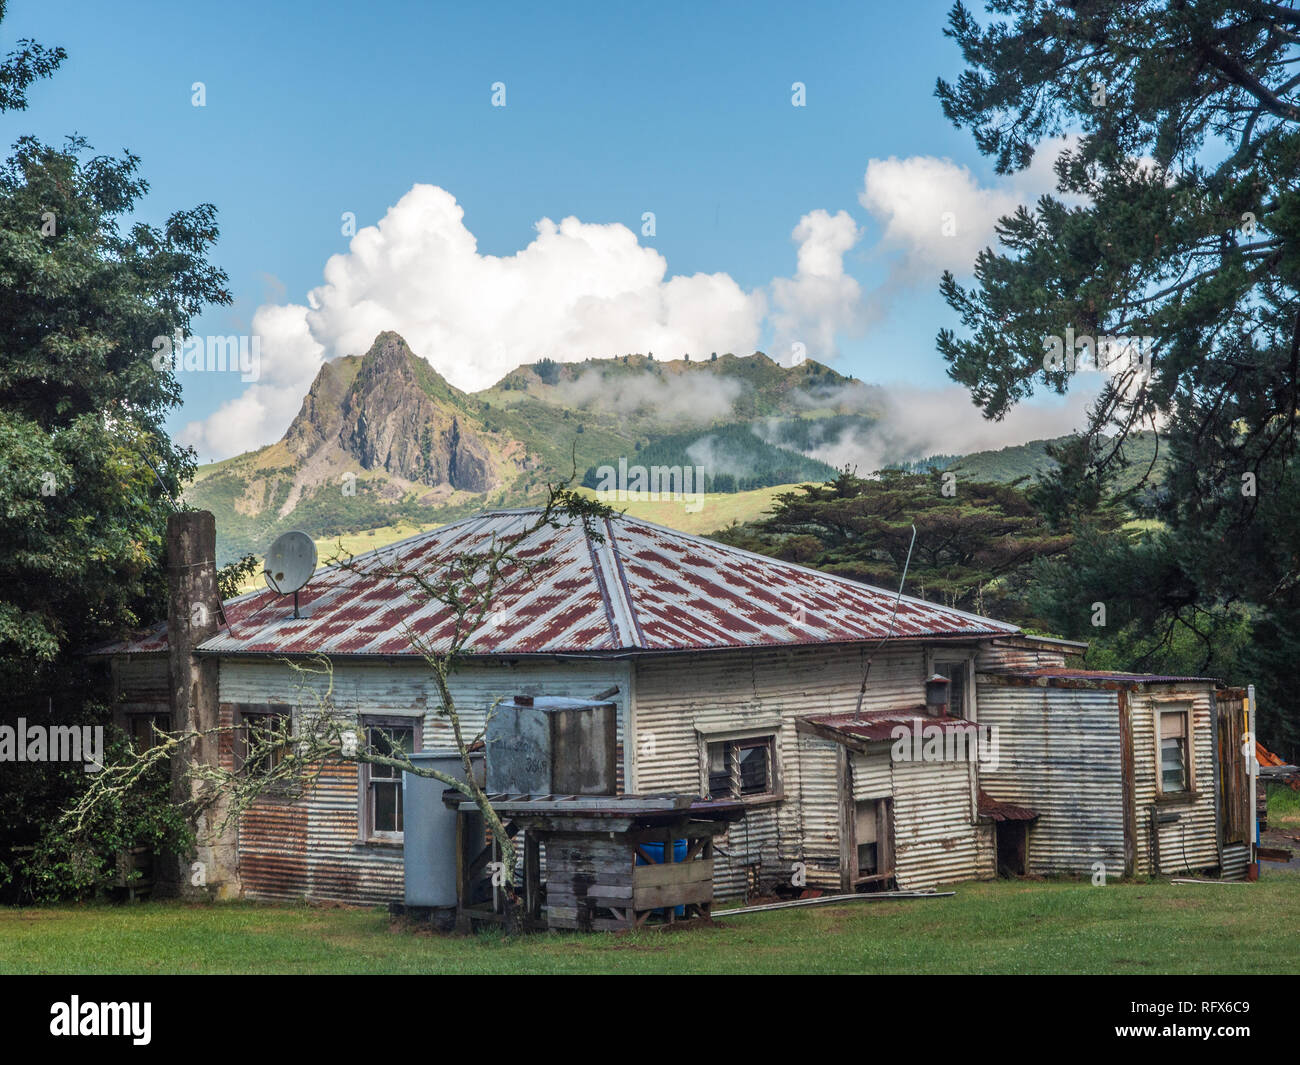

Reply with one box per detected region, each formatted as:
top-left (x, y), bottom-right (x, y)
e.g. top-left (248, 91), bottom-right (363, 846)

top-left (851, 797), bottom-right (894, 891)
top-left (995, 820), bottom-right (1029, 877)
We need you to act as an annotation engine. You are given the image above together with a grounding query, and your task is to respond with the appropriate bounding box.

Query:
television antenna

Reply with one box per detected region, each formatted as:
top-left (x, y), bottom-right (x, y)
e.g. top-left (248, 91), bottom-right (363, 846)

top-left (263, 530), bottom-right (317, 618)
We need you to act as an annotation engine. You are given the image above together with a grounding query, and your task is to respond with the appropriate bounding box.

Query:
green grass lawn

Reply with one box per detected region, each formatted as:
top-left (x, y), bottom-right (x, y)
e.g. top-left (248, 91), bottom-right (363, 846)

top-left (2, 875), bottom-right (1296, 975)
top-left (1269, 784), bottom-right (1300, 829)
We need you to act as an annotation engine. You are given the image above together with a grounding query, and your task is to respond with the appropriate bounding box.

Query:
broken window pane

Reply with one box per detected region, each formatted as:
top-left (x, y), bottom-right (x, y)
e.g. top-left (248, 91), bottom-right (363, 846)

top-left (737, 742), bottom-right (769, 795)
top-left (936, 661), bottom-right (967, 717)
top-left (707, 742), bottom-right (730, 799)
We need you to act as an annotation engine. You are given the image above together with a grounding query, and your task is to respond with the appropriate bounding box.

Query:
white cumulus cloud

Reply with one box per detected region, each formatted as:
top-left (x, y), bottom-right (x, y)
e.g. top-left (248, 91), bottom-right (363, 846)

top-left (858, 136), bottom-right (1077, 280)
top-left (181, 185), bottom-right (874, 460)
top-left (770, 209), bottom-right (863, 364)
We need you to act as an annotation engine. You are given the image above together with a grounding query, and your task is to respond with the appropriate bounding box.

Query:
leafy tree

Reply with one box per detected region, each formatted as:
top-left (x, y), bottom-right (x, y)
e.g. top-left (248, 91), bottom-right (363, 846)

top-left (217, 553), bottom-right (260, 600)
top-left (934, 1), bottom-right (1300, 749)
top-left (0, 6), bottom-right (231, 897)
top-left (713, 468), bottom-right (1081, 624)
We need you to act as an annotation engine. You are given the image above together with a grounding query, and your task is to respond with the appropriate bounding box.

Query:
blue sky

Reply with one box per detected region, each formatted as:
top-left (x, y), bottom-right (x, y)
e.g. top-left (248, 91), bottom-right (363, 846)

top-left (5, 0), bottom-right (1092, 462)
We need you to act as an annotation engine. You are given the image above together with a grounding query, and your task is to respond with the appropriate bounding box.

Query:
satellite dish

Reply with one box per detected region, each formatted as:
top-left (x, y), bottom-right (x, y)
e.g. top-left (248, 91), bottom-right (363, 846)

top-left (264, 531), bottom-right (317, 616)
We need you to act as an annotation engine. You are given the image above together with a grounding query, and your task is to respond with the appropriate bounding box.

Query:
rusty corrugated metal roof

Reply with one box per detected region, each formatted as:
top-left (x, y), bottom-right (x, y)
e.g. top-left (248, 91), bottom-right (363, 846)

top-left (801, 708), bottom-right (980, 744)
top-left (94, 509), bottom-right (1019, 659)
top-left (977, 790), bottom-right (1039, 822)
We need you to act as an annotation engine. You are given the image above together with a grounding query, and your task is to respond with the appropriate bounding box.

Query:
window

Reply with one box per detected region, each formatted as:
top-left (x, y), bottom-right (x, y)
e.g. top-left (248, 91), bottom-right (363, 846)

top-left (235, 708), bottom-right (290, 777)
top-left (705, 735), bottom-right (776, 800)
top-left (934, 660), bottom-right (969, 718)
top-left (362, 720), bottom-right (418, 838)
top-left (128, 712), bottom-right (170, 752)
top-left (1159, 710), bottom-right (1189, 793)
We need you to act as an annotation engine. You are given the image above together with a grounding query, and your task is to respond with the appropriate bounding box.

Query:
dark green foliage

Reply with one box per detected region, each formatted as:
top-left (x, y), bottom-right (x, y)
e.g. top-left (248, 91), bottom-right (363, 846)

top-left (5, 724), bottom-right (191, 903)
top-left (712, 468), bottom-right (1078, 622)
top-left (217, 553), bottom-right (259, 600)
top-left (0, 8), bottom-right (228, 897)
top-left (935, 0), bottom-right (1300, 748)
top-left (532, 357), bottom-right (560, 385)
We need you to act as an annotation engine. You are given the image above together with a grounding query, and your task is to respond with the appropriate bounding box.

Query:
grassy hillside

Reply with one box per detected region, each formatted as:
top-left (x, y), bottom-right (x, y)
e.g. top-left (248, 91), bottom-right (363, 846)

top-left (575, 482), bottom-right (802, 536)
top-left (948, 431), bottom-right (1165, 495)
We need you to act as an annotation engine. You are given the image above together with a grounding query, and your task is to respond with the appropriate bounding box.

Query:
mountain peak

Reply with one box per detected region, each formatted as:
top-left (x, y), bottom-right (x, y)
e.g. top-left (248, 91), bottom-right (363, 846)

top-left (281, 331), bottom-right (495, 493)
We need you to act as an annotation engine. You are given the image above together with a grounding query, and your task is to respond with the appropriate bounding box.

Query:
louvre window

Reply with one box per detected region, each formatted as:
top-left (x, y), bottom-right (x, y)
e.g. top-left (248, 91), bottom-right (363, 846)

top-left (705, 736), bottom-right (775, 800)
top-left (1159, 711), bottom-right (1189, 793)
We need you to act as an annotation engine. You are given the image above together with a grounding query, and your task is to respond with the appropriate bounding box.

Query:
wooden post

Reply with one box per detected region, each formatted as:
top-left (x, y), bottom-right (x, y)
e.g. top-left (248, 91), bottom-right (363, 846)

top-left (524, 832), bottom-right (541, 920)
top-left (1118, 690), bottom-right (1137, 877)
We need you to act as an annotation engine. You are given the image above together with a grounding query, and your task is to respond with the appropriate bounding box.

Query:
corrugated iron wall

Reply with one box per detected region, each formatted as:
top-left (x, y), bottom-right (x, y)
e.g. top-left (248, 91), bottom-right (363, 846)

top-left (851, 747), bottom-right (892, 800)
top-left (892, 758), bottom-right (984, 889)
top-left (110, 655), bottom-right (170, 724)
top-left (220, 656), bottom-right (628, 904)
top-left (797, 735), bottom-right (843, 890)
top-left (633, 643), bottom-right (938, 899)
top-left (633, 643), bottom-right (995, 899)
top-left (977, 683), bottom-right (1127, 876)
top-left (975, 639), bottom-right (1071, 673)
top-left (1130, 687), bottom-right (1220, 877)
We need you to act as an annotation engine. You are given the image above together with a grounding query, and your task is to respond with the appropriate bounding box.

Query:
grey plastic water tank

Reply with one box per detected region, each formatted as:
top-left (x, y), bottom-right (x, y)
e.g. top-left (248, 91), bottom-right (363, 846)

top-left (485, 695), bottom-right (618, 795)
top-left (403, 750), bottom-right (484, 908)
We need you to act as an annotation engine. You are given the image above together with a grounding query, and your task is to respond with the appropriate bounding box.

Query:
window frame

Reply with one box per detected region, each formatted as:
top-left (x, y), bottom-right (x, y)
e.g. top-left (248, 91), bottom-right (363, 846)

top-left (232, 703), bottom-right (293, 781)
top-left (699, 731), bottom-right (780, 804)
top-left (926, 650), bottom-right (977, 720)
top-left (1155, 705), bottom-right (1194, 798)
top-left (358, 716), bottom-right (422, 843)
top-left (126, 711), bottom-right (171, 753)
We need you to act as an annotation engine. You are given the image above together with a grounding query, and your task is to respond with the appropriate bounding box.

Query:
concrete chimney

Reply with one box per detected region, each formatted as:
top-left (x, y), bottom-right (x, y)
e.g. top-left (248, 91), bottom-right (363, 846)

top-left (164, 510), bottom-right (240, 899)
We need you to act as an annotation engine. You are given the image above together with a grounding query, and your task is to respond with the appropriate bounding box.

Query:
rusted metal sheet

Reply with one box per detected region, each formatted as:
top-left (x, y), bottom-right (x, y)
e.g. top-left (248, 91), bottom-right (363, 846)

top-left (985, 668), bottom-right (1220, 686)
top-left (93, 510), bottom-right (1018, 660)
top-left (975, 635), bottom-right (1084, 673)
top-left (976, 682), bottom-right (1126, 876)
top-left (800, 708), bottom-right (979, 747)
top-left (222, 656), bottom-right (627, 905)
top-left (977, 791), bottom-right (1038, 822)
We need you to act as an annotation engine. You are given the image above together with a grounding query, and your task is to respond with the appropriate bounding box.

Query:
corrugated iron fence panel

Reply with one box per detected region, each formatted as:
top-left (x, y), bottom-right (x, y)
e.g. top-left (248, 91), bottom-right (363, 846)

top-left (1220, 842), bottom-right (1249, 881)
top-left (977, 684), bottom-right (1126, 875)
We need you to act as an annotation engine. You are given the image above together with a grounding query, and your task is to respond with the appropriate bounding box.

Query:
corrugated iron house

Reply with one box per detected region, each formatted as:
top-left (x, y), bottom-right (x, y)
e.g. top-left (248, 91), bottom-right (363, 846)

top-left (93, 508), bottom-right (1255, 906)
